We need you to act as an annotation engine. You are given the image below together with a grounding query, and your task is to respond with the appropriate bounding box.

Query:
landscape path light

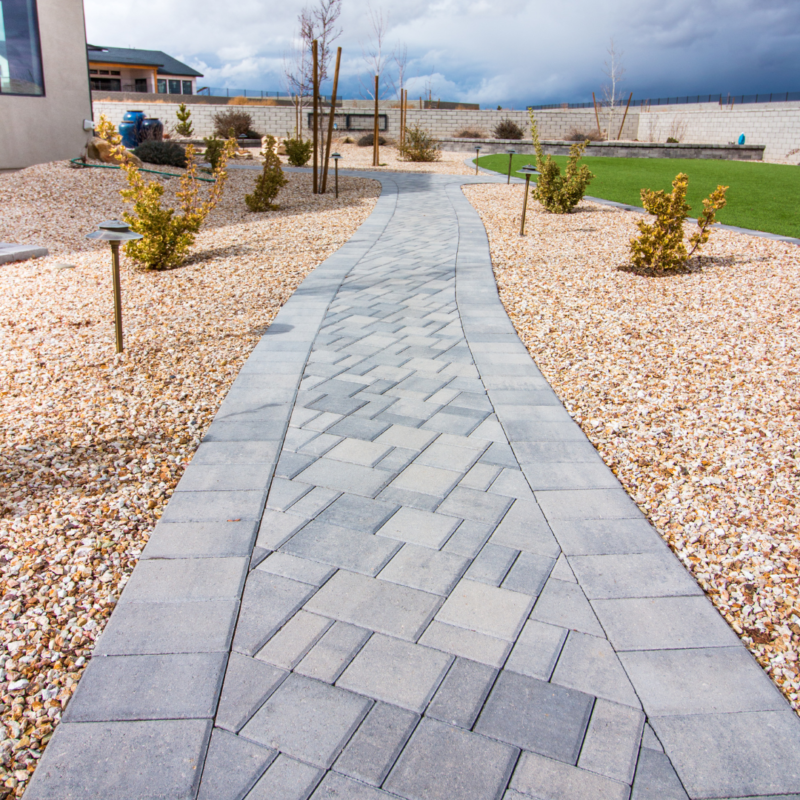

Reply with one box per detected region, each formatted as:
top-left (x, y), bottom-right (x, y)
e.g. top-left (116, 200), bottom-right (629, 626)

top-left (506, 148), bottom-right (516, 183)
top-left (85, 220), bottom-right (142, 354)
top-left (331, 153), bottom-right (342, 199)
top-left (516, 165), bottom-right (541, 236)
top-left (475, 145), bottom-right (482, 174)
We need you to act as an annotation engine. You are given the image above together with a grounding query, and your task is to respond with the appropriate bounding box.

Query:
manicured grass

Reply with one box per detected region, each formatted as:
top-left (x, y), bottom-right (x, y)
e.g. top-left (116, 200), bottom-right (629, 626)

top-left (476, 153), bottom-right (800, 239)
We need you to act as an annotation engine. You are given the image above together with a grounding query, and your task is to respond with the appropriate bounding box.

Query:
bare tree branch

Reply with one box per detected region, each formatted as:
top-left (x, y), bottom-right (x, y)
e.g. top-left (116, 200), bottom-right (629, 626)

top-left (387, 43), bottom-right (408, 100)
top-left (601, 37), bottom-right (626, 140)
top-left (359, 4), bottom-right (390, 99)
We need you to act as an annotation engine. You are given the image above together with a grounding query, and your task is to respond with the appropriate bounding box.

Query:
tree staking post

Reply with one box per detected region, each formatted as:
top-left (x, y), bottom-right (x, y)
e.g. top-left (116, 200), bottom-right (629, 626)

top-left (373, 74), bottom-right (380, 166)
top-left (312, 39), bottom-right (319, 193)
top-left (506, 148), bottom-right (516, 184)
top-left (616, 91), bottom-right (633, 140)
top-left (592, 92), bottom-right (602, 138)
top-left (321, 46), bottom-right (342, 194)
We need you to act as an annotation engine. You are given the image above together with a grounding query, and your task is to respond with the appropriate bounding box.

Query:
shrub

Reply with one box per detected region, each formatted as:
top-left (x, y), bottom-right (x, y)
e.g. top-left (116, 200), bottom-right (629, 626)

top-left (528, 109), bottom-right (594, 214)
top-left (341, 135), bottom-right (355, 144)
top-left (175, 103), bottom-right (194, 137)
top-left (399, 126), bottom-right (441, 162)
top-left (629, 173), bottom-right (728, 271)
top-left (133, 141), bottom-right (187, 168)
top-left (567, 128), bottom-right (602, 142)
top-left (203, 137), bottom-right (226, 170)
top-left (120, 140), bottom-right (236, 271)
top-left (666, 137), bottom-right (679, 144)
top-left (494, 118), bottom-right (524, 140)
top-left (357, 133), bottom-right (387, 147)
top-left (456, 129), bottom-right (486, 139)
top-left (246, 136), bottom-right (288, 212)
top-left (96, 113), bottom-right (121, 146)
top-left (213, 110), bottom-right (256, 138)
top-left (284, 136), bottom-right (313, 167)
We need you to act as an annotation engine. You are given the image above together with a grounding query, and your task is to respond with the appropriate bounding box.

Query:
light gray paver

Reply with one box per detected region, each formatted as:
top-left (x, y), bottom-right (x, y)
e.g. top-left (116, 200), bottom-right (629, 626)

top-left (630, 748), bottom-right (689, 800)
top-left (256, 611), bottom-right (333, 670)
top-left (197, 728), bottom-right (276, 800)
top-left (295, 622), bottom-right (371, 683)
top-left (257, 552), bottom-right (337, 586)
top-left (337, 634), bottom-right (452, 713)
top-left (384, 717), bottom-right (519, 800)
top-left (378, 543), bottom-right (469, 595)
top-left (311, 772), bottom-right (396, 798)
top-left (376, 505), bottom-right (460, 549)
top-left (426, 657), bottom-right (498, 729)
top-left (578, 699), bottom-right (645, 784)
top-left (505, 620), bottom-right (567, 681)
top-left (418, 620), bottom-right (511, 668)
top-left (215, 653), bottom-right (288, 733)
top-left (241, 674), bottom-right (371, 768)
top-left (530, 577), bottom-right (606, 636)
top-left (245, 754), bottom-right (323, 800)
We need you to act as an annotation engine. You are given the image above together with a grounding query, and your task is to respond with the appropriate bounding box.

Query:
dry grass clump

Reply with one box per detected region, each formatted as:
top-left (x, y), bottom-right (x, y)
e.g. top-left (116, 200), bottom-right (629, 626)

top-left (0, 161), bottom-right (379, 795)
top-left (464, 183), bottom-right (800, 714)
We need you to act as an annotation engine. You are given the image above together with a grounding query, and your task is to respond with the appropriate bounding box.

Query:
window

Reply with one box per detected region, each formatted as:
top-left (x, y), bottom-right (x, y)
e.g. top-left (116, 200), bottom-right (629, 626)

top-left (134, 78), bottom-right (147, 93)
top-left (90, 77), bottom-right (121, 92)
top-left (0, 0), bottom-right (44, 95)
top-left (157, 78), bottom-right (166, 93)
top-left (168, 79), bottom-right (180, 94)
top-left (182, 80), bottom-right (192, 95)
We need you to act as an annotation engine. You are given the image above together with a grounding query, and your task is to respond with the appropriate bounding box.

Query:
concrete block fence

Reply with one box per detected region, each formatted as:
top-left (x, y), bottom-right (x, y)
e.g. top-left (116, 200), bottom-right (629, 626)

top-left (92, 101), bottom-right (799, 163)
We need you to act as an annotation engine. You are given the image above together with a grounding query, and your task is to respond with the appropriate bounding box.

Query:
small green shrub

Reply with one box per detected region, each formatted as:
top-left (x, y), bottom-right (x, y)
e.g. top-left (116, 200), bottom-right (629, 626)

top-left (341, 135), bottom-right (355, 144)
top-left (357, 133), bottom-right (387, 147)
top-left (203, 136), bottom-right (226, 170)
top-left (284, 136), bottom-right (313, 167)
top-left (133, 140), bottom-right (187, 168)
top-left (175, 103), bottom-right (193, 137)
top-left (528, 109), bottom-right (594, 213)
top-left (666, 136), bottom-right (679, 144)
top-left (494, 118), bottom-right (524, 140)
top-left (213, 110), bottom-right (256, 138)
top-left (629, 173), bottom-right (728, 271)
top-left (246, 136), bottom-right (288, 212)
top-left (120, 140), bottom-right (236, 271)
top-left (399, 126), bottom-right (441, 162)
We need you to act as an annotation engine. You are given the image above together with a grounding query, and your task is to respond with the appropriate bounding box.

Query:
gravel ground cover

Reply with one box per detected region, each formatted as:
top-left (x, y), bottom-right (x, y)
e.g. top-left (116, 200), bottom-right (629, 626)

top-left (278, 140), bottom-right (475, 175)
top-left (0, 161), bottom-right (379, 796)
top-left (464, 183), bottom-right (800, 714)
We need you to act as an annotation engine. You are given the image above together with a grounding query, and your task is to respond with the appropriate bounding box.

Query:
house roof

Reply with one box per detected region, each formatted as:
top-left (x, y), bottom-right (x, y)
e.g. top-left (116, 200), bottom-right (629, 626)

top-left (86, 45), bottom-right (203, 78)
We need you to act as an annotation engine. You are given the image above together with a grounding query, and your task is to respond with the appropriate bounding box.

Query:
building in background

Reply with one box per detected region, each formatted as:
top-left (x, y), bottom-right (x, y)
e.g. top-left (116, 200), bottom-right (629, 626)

top-left (0, 0), bottom-right (92, 170)
top-left (87, 45), bottom-right (202, 95)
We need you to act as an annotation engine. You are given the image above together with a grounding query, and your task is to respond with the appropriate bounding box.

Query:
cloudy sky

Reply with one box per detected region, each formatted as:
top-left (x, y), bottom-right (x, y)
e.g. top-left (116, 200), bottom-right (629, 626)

top-left (83, 0), bottom-right (800, 107)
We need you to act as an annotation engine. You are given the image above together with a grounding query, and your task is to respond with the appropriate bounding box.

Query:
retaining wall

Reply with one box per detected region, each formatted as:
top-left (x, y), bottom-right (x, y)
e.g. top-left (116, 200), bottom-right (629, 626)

top-left (441, 138), bottom-right (765, 161)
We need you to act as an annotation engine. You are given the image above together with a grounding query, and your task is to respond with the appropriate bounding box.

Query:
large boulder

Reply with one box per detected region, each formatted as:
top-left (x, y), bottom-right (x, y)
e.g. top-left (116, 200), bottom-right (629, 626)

top-left (87, 137), bottom-right (142, 168)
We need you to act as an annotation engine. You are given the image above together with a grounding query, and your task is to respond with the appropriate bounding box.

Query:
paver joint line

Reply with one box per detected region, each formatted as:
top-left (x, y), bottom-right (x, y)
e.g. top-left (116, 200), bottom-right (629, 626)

top-left (25, 168), bottom-right (800, 800)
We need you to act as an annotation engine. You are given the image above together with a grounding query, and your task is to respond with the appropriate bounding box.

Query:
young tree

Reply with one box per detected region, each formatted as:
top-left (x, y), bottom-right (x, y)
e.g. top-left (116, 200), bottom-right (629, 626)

top-left (360, 4), bottom-right (391, 99)
top-left (601, 38), bottom-right (625, 140)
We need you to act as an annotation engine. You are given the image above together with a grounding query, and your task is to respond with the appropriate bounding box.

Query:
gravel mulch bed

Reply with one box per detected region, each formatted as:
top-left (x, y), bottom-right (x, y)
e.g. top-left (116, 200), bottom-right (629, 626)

top-left (464, 183), bottom-right (800, 714)
top-left (0, 161), bottom-right (379, 795)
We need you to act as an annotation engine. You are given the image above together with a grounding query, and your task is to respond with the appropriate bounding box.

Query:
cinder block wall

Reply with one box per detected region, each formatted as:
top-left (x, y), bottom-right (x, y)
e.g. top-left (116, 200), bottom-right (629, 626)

top-left (636, 107), bottom-right (800, 163)
top-left (92, 101), bottom-right (799, 163)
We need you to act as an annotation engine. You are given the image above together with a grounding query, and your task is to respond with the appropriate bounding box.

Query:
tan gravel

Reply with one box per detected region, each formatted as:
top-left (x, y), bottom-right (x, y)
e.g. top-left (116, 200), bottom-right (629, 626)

top-left (0, 160), bottom-right (379, 796)
top-left (464, 183), bottom-right (800, 715)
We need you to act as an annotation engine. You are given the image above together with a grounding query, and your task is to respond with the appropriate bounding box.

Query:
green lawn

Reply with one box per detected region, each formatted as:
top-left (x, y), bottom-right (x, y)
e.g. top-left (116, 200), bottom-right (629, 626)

top-left (476, 153), bottom-right (800, 239)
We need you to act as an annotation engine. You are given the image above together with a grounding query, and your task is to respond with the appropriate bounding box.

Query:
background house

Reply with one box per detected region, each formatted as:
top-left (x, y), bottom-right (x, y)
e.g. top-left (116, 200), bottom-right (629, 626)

top-left (0, 0), bottom-right (93, 170)
top-left (87, 45), bottom-right (202, 95)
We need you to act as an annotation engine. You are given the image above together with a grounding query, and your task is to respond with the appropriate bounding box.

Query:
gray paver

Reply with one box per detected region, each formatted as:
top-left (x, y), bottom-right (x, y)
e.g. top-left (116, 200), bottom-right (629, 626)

top-left (437, 486), bottom-right (513, 525)
top-left (245, 754), bottom-right (323, 800)
top-left (95, 599), bottom-right (239, 655)
top-left (281, 519), bottom-right (400, 576)
top-left (578, 699), bottom-right (645, 784)
top-left (630, 748), bottom-right (689, 800)
top-left (338, 634), bottom-right (452, 712)
top-left (418, 620), bottom-right (511, 669)
top-left (505, 619), bottom-right (568, 681)
top-left (311, 772), bottom-right (396, 799)
top-left (326, 438), bottom-right (393, 467)
top-left (651, 710), bottom-right (800, 798)
top-left (509, 750), bottom-right (630, 800)
top-left (443, 519), bottom-right (494, 557)
top-left (593, 596), bottom-right (741, 651)
top-left (385, 717), bottom-right (519, 800)
top-left (476, 670), bottom-right (594, 764)
top-left (296, 622), bottom-right (371, 683)
top-left (415, 442), bottom-right (482, 472)
top-left (24, 719), bottom-right (212, 800)
top-left (316, 494), bottom-right (399, 534)
top-left (465, 543), bottom-right (518, 585)
top-left (241, 674), bottom-right (371, 768)
top-left (304, 570), bottom-right (442, 641)
top-left (197, 728), bottom-right (276, 800)
top-left (215, 653), bottom-right (288, 733)
top-left (295, 458), bottom-right (392, 498)
top-left (288, 486), bottom-right (341, 518)
top-left (552, 631), bottom-right (641, 709)
top-left (620, 647), bottom-right (786, 715)
top-left (436, 578), bottom-right (532, 641)
top-left (389, 463), bottom-right (463, 497)
top-left (64, 653), bottom-right (226, 722)
top-left (530, 578), bottom-right (606, 637)
top-left (257, 552), bottom-right (336, 586)
top-left (267, 478), bottom-right (312, 511)
top-left (143, 520), bottom-right (258, 559)
top-left (502, 551), bottom-right (556, 596)
top-left (256, 509), bottom-right (309, 550)
top-left (379, 543), bottom-right (469, 595)
top-left (376, 506), bottom-right (460, 549)
top-left (489, 499), bottom-right (560, 558)
top-left (548, 517), bottom-right (667, 555)
top-left (256, 611), bottom-right (333, 670)
top-left (426, 657), bottom-right (498, 729)
top-left (120, 557), bottom-right (247, 602)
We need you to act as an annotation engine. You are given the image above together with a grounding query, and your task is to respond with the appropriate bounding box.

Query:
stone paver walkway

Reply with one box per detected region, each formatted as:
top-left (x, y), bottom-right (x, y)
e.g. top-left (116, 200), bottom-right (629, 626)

top-left (27, 172), bottom-right (800, 800)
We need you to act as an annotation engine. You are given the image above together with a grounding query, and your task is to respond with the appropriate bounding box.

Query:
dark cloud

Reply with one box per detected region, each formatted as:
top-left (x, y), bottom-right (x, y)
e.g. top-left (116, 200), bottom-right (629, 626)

top-left (84, 0), bottom-right (800, 105)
